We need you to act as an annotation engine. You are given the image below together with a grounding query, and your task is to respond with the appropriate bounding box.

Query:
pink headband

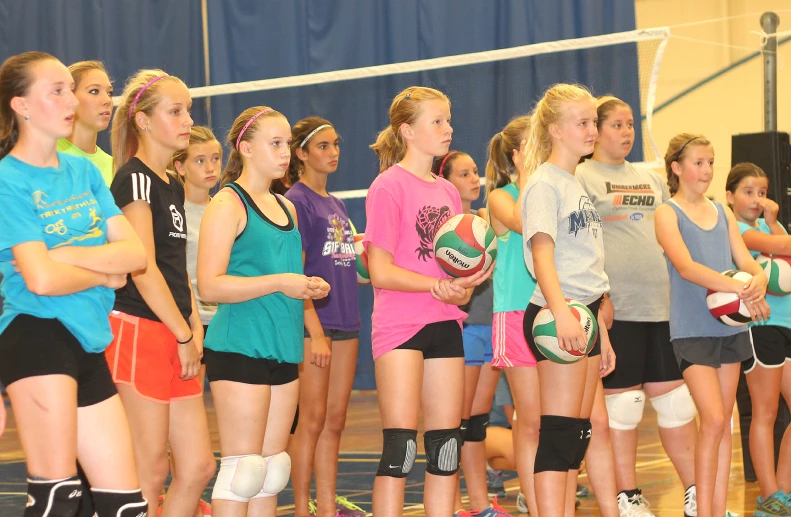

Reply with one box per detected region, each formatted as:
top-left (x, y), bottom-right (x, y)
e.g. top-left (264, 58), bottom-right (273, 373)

top-left (128, 74), bottom-right (168, 120)
top-left (438, 151), bottom-right (457, 177)
top-left (236, 108), bottom-right (273, 150)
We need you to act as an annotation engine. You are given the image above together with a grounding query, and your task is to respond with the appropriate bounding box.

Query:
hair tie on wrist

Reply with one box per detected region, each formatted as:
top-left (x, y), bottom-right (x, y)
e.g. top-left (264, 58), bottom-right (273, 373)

top-left (176, 334), bottom-right (193, 345)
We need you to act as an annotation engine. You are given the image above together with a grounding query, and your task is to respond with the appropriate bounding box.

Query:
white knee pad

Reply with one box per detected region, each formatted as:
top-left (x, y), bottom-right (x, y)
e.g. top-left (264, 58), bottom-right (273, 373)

top-left (650, 383), bottom-right (698, 428)
top-left (604, 390), bottom-right (645, 430)
top-left (212, 454), bottom-right (268, 502)
top-left (252, 451), bottom-right (291, 499)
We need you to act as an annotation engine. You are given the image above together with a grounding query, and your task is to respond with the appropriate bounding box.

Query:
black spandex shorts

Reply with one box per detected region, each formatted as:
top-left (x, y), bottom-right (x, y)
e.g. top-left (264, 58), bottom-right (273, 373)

top-left (394, 320), bottom-right (464, 359)
top-left (523, 298), bottom-right (602, 363)
top-left (603, 320), bottom-right (682, 389)
top-left (203, 348), bottom-right (298, 385)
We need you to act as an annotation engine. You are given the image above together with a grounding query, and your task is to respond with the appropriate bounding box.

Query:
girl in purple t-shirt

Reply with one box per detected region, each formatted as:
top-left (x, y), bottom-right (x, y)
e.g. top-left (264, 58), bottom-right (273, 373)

top-left (284, 117), bottom-right (364, 517)
top-left (364, 87), bottom-right (492, 516)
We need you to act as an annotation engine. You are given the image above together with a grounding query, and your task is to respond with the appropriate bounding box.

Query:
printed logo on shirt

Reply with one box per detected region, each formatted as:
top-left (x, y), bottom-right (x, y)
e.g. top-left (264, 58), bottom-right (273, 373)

top-left (168, 204), bottom-right (187, 239)
top-left (414, 205), bottom-right (451, 261)
top-left (33, 189), bottom-right (105, 248)
top-left (322, 213), bottom-right (354, 267)
top-left (568, 196), bottom-right (602, 237)
top-left (606, 182), bottom-right (657, 210)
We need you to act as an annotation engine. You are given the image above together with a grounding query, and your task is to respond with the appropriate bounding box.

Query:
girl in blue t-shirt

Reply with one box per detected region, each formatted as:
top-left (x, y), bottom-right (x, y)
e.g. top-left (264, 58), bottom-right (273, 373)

top-left (726, 162), bottom-right (791, 515)
top-left (0, 51), bottom-right (147, 517)
top-left (284, 116), bottom-right (364, 517)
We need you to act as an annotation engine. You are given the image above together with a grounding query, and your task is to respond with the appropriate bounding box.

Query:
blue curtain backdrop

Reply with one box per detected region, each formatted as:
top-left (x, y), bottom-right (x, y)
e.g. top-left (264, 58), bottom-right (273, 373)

top-left (0, 0), bottom-right (637, 389)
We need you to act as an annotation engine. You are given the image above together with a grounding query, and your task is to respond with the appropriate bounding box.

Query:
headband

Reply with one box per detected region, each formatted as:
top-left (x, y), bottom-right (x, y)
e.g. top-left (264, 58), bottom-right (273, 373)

top-left (299, 124), bottom-right (332, 148)
top-left (236, 108), bottom-right (273, 150)
top-left (438, 151), bottom-right (457, 178)
top-left (128, 74), bottom-right (168, 120)
top-left (596, 95), bottom-right (621, 108)
top-left (674, 137), bottom-right (701, 161)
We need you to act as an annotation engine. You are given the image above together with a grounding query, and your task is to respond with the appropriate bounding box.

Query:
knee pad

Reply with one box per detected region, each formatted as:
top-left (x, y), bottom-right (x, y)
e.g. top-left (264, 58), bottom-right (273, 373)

top-left (251, 451), bottom-right (291, 499)
top-left (463, 413), bottom-right (489, 443)
top-left (459, 419), bottom-right (470, 443)
top-left (25, 475), bottom-right (82, 517)
top-left (605, 390), bottom-right (646, 431)
top-left (212, 455), bottom-right (268, 502)
top-left (571, 418), bottom-right (592, 470)
top-left (377, 428), bottom-right (418, 478)
top-left (534, 415), bottom-right (580, 473)
top-left (424, 428), bottom-right (462, 476)
top-left (650, 384), bottom-right (697, 428)
top-left (91, 488), bottom-right (148, 517)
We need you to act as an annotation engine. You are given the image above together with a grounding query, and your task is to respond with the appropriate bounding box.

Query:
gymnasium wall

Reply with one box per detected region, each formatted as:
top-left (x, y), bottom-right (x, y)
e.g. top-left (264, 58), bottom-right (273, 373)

top-left (0, 0), bottom-right (638, 389)
top-left (635, 0), bottom-right (791, 200)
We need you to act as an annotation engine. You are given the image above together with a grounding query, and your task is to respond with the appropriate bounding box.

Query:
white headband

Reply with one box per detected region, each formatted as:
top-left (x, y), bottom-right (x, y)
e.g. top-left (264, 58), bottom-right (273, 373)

top-left (299, 124), bottom-right (332, 148)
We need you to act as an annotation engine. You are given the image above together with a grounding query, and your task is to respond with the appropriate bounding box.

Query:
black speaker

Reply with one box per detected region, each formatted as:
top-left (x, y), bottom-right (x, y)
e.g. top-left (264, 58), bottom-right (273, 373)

top-left (731, 130), bottom-right (791, 482)
top-left (731, 131), bottom-right (791, 230)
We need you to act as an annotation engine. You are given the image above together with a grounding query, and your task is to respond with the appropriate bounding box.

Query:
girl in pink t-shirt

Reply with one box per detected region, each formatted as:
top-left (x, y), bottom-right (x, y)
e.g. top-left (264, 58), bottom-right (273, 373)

top-left (363, 86), bottom-right (492, 516)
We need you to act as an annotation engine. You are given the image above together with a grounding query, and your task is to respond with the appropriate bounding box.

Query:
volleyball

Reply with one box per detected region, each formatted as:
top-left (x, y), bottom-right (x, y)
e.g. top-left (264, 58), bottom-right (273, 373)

top-left (433, 214), bottom-right (497, 277)
top-left (756, 254), bottom-right (791, 296)
top-left (532, 300), bottom-right (598, 364)
top-left (705, 270), bottom-right (753, 326)
top-left (353, 233), bottom-right (370, 285)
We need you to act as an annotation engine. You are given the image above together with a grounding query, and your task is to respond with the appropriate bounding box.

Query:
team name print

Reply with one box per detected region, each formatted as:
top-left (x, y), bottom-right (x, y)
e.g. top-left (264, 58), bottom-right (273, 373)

top-left (568, 196), bottom-right (602, 237)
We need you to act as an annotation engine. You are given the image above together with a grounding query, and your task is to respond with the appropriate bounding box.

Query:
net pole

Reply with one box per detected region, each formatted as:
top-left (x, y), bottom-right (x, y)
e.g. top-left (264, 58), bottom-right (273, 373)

top-left (761, 11), bottom-right (780, 131)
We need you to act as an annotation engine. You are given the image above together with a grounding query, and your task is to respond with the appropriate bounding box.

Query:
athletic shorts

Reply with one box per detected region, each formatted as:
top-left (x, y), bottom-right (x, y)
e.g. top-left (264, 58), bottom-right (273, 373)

top-left (523, 298), bottom-right (602, 363)
top-left (743, 325), bottom-right (791, 373)
top-left (392, 320), bottom-right (464, 359)
top-left (203, 348), bottom-right (299, 385)
top-left (672, 331), bottom-right (753, 373)
top-left (492, 311), bottom-right (538, 368)
top-left (0, 314), bottom-right (116, 407)
top-left (303, 328), bottom-right (360, 341)
top-left (463, 324), bottom-right (493, 366)
top-left (603, 320), bottom-right (682, 389)
top-left (106, 311), bottom-right (203, 403)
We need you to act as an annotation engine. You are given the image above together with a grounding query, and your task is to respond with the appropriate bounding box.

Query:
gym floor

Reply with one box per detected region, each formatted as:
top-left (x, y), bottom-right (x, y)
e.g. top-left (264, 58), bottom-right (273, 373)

top-left (0, 391), bottom-right (761, 516)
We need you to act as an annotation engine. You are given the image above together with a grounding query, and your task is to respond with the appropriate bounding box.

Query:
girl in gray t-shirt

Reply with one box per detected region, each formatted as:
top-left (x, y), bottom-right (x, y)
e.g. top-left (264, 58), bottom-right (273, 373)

top-left (517, 84), bottom-right (616, 517)
top-left (655, 133), bottom-right (769, 517)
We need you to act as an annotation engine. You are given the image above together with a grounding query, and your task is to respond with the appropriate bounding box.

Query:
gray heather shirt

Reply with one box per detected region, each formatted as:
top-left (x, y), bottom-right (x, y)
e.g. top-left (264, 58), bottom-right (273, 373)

top-left (184, 199), bottom-right (217, 325)
top-left (521, 162), bottom-right (609, 306)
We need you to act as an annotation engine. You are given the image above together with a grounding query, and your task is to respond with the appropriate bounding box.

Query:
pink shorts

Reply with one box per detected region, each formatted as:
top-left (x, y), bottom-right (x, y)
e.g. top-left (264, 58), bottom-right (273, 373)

top-left (492, 311), bottom-right (537, 368)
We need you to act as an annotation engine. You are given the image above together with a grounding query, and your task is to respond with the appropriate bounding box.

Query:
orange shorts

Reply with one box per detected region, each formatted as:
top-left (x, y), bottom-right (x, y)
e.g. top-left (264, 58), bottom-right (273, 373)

top-left (106, 311), bottom-right (202, 404)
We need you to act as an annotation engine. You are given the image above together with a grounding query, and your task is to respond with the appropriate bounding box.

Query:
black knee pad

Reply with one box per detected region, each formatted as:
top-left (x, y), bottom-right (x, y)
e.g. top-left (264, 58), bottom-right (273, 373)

top-left (92, 488), bottom-right (148, 517)
top-left (75, 463), bottom-right (95, 517)
top-left (464, 413), bottom-right (489, 442)
top-left (571, 418), bottom-right (592, 470)
top-left (25, 475), bottom-right (82, 517)
top-left (424, 428), bottom-right (462, 476)
top-left (377, 428), bottom-right (418, 478)
top-left (534, 415), bottom-right (580, 473)
top-left (459, 418), bottom-right (470, 443)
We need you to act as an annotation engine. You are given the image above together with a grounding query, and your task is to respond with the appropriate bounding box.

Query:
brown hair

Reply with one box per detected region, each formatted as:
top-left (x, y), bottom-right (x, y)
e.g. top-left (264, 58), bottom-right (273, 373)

top-left (485, 115), bottom-right (530, 196)
top-left (68, 60), bottom-right (109, 89)
top-left (170, 126), bottom-right (221, 184)
top-left (221, 106), bottom-right (286, 187)
top-left (370, 86), bottom-right (450, 173)
top-left (663, 133), bottom-right (712, 195)
top-left (288, 116), bottom-right (334, 186)
top-left (523, 84), bottom-right (595, 177)
top-left (111, 69), bottom-right (186, 173)
top-left (431, 151), bottom-right (469, 178)
top-left (726, 162), bottom-right (767, 196)
top-left (595, 95), bottom-right (630, 125)
top-left (0, 51), bottom-right (58, 159)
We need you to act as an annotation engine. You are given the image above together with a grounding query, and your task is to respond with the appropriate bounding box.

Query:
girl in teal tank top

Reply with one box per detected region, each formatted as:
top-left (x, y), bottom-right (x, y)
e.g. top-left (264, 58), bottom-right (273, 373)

top-left (197, 107), bottom-right (331, 512)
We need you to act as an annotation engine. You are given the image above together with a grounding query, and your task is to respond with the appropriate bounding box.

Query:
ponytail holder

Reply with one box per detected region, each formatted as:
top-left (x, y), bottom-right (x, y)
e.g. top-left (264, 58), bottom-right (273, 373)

top-left (128, 75), bottom-right (168, 120)
top-left (438, 151), bottom-right (457, 178)
top-left (236, 108), bottom-right (273, 150)
top-left (299, 124), bottom-right (332, 148)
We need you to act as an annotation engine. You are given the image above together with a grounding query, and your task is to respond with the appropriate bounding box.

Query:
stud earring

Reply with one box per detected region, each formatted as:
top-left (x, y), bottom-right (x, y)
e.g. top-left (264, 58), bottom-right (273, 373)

top-left (24, 115), bottom-right (30, 120)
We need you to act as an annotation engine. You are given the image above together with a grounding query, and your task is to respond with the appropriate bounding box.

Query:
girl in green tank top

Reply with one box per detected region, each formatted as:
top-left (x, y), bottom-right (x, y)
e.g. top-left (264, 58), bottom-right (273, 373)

top-left (197, 107), bottom-right (330, 514)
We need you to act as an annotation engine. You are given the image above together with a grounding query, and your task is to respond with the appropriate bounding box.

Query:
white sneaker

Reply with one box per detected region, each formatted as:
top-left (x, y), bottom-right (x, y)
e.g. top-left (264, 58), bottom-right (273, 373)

top-left (684, 485), bottom-right (696, 517)
top-left (617, 490), bottom-right (655, 517)
top-left (516, 492), bottom-right (528, 514)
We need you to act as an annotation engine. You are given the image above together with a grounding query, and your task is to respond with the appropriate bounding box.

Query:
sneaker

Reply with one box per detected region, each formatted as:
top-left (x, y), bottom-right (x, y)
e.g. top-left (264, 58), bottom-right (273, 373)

top-left (486, 466), bottom-right (506, 498)
top-left (335, 496), bottom-right (366, 517)
top-left (476, 496), bottom-right (513, 517)
top-left (308, 499), bottom-right (317, 517)
top-left (198, 499), bottom-right (212, 517)
top-left (684, 485), bottom-right (696, 517)
top-left (617, 489), bottom-right (655, 517)
top-left (516, 492), bottom-right (528, 514)
top-left (755, 492), bottom-right (791, 517)
top-left (576, 484), bottom-right (589, 497)
top-left (455, 511), bottom-right (475, 517)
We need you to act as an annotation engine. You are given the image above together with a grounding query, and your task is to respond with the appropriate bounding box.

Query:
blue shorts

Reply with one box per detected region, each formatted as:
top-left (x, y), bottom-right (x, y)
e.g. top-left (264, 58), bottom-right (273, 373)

top-left (463, 324), bottom-right (493, 366)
